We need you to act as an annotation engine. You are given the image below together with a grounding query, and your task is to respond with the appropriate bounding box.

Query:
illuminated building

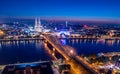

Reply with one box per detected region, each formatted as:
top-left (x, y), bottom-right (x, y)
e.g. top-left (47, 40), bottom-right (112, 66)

top-left (34, 18), bottom-right (51, 33)
top-left (53, 29), bottom-right (71, 37)
top-left (34, 18), bottom-right (43, 32)
top-left (29, 18), bottom-right (51, 36)
top-left (2, 62), bottom-right (54, 74)
top-left (115, 59), bottom-right (120, 68)
top-left (0, 30), bottom-right (4, 35)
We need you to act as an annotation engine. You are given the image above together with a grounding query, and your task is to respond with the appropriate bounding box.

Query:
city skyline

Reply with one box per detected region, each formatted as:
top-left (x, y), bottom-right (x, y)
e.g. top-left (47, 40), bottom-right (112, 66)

top-left (1, 0), bottom-right (120, 73)
top-left (0, 0), bottom-right (120, 21)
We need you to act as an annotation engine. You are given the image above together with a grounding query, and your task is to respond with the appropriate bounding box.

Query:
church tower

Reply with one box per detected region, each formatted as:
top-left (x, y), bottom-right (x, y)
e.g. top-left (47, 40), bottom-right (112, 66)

top-left (34, 18), bottom-right (43, 32)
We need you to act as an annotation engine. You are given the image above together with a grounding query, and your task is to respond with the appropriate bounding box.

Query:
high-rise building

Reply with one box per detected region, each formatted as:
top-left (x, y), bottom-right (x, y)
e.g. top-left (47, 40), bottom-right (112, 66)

top-left (34, 18), bottom-right (43, 32)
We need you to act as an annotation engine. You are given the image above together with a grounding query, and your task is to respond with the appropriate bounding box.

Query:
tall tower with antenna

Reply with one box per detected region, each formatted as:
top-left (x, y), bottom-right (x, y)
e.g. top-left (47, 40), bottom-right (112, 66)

top-left (34, 18), bottom-right (43, 32)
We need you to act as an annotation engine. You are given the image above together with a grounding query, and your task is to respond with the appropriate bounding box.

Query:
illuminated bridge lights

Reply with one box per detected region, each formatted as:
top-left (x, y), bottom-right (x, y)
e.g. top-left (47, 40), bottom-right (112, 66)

top-left (43, 35), bottom-right (70, 61)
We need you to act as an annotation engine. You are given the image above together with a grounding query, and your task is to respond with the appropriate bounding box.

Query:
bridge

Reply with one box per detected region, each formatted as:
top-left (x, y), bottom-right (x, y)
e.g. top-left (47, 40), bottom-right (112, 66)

top-left (43, 34), bottom-right (98, 74)
top-left (43, 34), bottom-right (70, 60)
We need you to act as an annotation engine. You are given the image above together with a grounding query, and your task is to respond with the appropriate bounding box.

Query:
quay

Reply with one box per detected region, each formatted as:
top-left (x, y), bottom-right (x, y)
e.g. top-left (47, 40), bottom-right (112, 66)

top-left (0, 38), bottom-right (44, 42)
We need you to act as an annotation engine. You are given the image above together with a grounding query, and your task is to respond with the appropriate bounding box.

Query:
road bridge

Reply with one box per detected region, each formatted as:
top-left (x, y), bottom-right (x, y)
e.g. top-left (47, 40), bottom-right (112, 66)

top-left (43, 34), bottom-right (98, 74)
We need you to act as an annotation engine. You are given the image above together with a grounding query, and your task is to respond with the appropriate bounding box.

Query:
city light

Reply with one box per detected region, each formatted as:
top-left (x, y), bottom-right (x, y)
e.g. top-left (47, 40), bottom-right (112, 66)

top-left (0, 17), bottom-right (120, 74)
top-left (0, 30), bottom-right (4, 35)
top-left (70, 50), bottom-right (73, 54)
top-left (0, 0), bottom-right (120, 73)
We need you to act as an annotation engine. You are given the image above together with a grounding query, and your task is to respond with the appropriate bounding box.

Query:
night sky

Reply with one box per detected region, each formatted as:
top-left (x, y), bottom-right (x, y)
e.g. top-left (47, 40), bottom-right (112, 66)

top-left (0, 0), bottom-right (120, 20)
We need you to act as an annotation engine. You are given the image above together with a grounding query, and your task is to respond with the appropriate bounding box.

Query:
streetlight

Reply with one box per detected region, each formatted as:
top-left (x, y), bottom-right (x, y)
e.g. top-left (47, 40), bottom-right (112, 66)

top-left (52, 53), bottom-right (55, 56)
top-left (0, 30), bottom-right (4, 35)
top-left (53, 48), bottom-right (55, 51)
top-left (69, 50), bottom-right (74, 57)
top-left (70, 50), bottom-right (73, 54)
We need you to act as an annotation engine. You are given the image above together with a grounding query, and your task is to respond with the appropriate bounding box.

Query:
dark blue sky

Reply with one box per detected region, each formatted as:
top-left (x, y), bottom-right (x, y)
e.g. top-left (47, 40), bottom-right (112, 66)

top-left (0, 0), bottom-right (120, 20)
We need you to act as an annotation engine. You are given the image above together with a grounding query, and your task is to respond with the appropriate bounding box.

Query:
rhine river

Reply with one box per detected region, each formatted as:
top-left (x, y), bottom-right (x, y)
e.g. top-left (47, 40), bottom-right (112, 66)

top-left (60, 38), bottom-right (120, 55)
top-left (0, 40), bottom-right (52, 65)
top-left (0, 39), bottom-right (120, 65)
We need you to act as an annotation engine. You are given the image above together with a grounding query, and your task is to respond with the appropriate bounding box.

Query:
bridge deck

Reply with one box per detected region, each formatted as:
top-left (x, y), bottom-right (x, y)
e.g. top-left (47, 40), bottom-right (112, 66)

top-left (44, 35), bottom-right (70, 60)
top-left (44, 34), bottom-right (98, 74)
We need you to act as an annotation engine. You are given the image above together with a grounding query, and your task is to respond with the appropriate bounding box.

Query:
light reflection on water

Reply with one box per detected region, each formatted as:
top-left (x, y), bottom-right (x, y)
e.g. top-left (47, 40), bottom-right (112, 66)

top-left (0, 40), bottom-right (52, 65)
top-left (67, 39), bottom-right (119, 46)
top-left (1, 39), bottom-right (120, 65)
top-left (0, 43), bottom-right (2, 50)
top-left (60, 38), bottom-right (120, 56)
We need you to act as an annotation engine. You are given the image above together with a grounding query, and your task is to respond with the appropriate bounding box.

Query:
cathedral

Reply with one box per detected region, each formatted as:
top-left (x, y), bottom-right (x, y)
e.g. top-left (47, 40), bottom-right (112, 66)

top-left (34, 18), bottom-right (44, 32)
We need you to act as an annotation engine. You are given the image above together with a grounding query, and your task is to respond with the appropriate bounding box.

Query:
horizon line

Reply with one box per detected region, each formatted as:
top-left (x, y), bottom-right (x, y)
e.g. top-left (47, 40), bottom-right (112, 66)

top-left (0, 16), bottom-right (120, 24)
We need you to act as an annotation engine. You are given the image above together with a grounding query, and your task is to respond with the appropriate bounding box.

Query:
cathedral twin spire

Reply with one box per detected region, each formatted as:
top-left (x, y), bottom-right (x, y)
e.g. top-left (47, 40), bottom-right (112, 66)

top-left (34, 18), bottom-right (43, 32)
